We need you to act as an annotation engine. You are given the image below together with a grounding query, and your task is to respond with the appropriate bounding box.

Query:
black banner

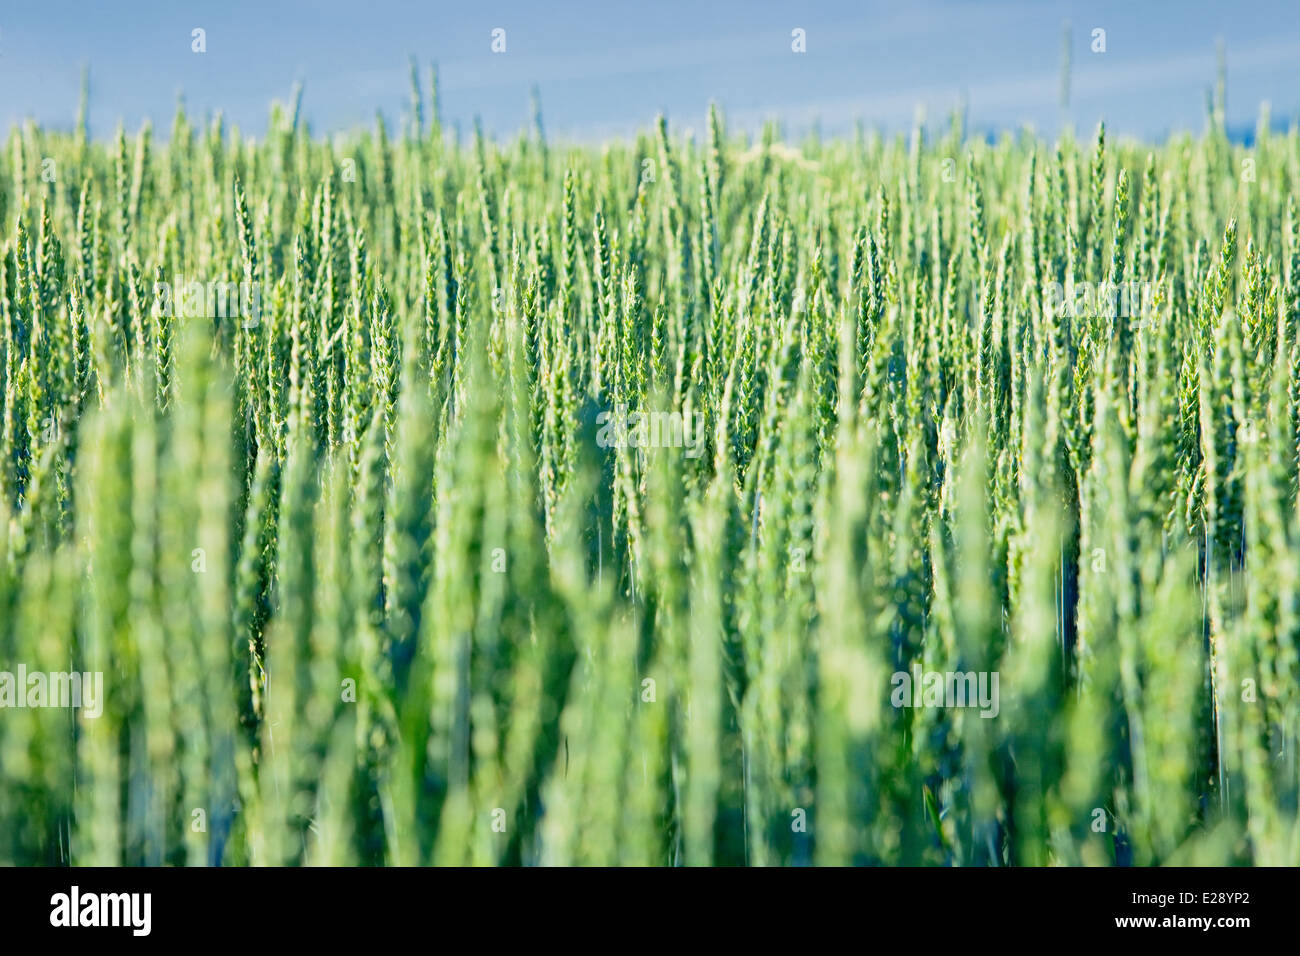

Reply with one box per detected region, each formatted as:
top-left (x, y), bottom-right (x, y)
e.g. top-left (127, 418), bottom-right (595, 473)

top-left (0, 866), bottom-right (1274, 942)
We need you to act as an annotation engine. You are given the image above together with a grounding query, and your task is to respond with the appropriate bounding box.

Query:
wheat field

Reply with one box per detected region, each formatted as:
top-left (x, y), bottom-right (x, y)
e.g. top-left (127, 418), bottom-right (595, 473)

top-left (1, 74), bottom-right (1298, 866)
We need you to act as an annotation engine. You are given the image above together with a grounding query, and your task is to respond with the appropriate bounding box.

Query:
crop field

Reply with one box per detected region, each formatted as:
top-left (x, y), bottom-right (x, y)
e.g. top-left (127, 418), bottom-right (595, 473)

top-left (1, 76), bottom-right (1298, 866)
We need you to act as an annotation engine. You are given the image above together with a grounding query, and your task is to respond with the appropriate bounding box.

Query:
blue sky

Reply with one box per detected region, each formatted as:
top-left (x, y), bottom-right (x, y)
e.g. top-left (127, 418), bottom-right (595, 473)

top-left (2, 0), bottom-right (1299, 142)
